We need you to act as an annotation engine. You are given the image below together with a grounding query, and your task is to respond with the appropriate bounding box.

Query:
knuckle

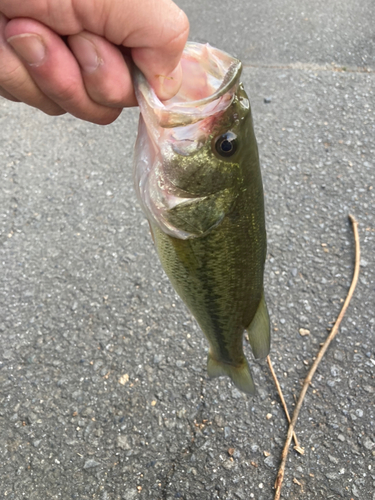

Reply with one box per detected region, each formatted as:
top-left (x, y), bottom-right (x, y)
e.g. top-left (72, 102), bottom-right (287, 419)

top-left (178, 11), bottom-right (190, 38)
top-left (166, 10), bottom-right (190, 49)
top-left (47, 75), bottom-right (121, 124)
top-left (90, 84), bottom-right (126, 108)
top-left (0, 62), bottom-right (28, 91)
top-left (41, 105), bottom-right (66, 117)
top-left (0, 87), bottom-right (19, 102)
top-left (56, 81), bottom-right (121, 124)
top-left (101, 93), bottom-right (124, 108)
top-left (55, 78), bottom-right (81, 104)
top-left (91, 108), bottom-right (121, 125)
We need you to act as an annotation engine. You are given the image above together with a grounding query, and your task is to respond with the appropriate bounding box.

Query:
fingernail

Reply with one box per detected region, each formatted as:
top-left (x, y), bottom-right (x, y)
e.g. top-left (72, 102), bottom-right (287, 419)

top-left (70, 35), bottom-right (102, 74)
top-left (155, 63), bottom-right (182, 101)
top-left (7, 33), bottom-right (46, 66)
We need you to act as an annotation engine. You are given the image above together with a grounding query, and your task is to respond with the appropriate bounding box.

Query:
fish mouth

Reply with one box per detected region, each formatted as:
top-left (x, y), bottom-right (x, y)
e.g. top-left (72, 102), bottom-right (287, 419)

top-left (133, 42), bottom-right (242, 128)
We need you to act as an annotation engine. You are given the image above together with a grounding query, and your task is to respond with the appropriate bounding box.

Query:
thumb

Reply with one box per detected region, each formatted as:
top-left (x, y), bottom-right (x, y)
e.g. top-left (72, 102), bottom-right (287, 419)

top-left (130, 8), bottom-right (189, 101)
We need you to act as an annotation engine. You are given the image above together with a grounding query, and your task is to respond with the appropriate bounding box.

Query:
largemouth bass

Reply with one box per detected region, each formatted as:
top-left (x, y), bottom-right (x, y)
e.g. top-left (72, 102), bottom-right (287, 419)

top-left (133, 42), bottom-right (270, 394)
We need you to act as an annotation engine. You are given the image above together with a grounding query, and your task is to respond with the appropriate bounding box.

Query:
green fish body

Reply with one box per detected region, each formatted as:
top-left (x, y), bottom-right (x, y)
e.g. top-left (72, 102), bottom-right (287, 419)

top-left (133, 43), bottom-right (270, 394)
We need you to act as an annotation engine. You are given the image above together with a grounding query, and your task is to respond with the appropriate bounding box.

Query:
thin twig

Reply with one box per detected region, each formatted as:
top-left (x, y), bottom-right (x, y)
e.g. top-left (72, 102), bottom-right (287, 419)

top-left (267, 356), bottom-right (304, 454)
top-left (273, 215), bottom-right (360, 500)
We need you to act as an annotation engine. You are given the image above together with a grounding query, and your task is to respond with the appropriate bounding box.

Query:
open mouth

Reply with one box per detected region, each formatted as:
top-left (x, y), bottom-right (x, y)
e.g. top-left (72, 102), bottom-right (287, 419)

top-left (134, 42), bottom-right (242, 128)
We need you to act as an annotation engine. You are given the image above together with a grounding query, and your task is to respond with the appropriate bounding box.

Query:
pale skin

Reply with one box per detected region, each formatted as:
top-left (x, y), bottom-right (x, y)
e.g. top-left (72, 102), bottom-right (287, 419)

top-left (0, 0), bottom-right (189, 124)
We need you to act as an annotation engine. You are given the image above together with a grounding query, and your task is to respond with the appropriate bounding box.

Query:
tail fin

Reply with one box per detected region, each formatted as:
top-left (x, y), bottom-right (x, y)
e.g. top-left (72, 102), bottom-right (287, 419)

top-left (246, 292), bottom-right (270, 359)
top-left (207, 353), bottom-right (255, 395)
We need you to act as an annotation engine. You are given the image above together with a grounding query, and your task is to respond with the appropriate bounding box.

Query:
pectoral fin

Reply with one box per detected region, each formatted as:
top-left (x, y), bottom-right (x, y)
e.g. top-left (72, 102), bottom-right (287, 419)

top-left (245, 292), bottom-right (270, 359)
top-left (165, 188), bottom-right (238, 236)
top-left (207, 353), bottom-right (255, 395)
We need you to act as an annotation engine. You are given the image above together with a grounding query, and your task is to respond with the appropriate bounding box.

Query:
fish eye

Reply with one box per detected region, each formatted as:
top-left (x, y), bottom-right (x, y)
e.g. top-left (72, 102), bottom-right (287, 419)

top-left (214, 132), bottom-right (238, 158)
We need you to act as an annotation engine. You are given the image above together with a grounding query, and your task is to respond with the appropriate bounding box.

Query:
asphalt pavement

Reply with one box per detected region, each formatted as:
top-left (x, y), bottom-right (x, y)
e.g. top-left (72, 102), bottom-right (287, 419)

top-left (1, 1), bottom-right (374, 499)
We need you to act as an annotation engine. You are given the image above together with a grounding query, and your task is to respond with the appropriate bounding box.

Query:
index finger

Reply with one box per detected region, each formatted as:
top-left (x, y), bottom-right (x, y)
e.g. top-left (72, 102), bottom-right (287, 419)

top-left (0, 0), bottom-right (189, 100)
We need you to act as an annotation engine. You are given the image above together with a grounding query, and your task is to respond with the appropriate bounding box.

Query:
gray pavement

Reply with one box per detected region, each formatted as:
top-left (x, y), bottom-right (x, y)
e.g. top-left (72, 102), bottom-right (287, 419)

top-left (1, 2), bottom-right (374, 499)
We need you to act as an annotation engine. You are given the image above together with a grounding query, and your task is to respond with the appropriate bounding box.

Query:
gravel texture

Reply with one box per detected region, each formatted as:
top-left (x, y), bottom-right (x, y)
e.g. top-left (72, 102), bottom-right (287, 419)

top-left (0, 2), bottom-right (374, 499)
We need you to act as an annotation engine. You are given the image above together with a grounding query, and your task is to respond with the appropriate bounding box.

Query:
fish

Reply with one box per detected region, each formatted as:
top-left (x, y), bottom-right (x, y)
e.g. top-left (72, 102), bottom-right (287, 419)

top-left (133, 42), bottom-right (270, 395)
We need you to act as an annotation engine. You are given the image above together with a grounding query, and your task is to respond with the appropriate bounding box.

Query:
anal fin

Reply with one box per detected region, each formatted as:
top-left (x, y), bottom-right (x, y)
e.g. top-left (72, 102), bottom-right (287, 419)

top-left (207, 353), bottom-right (255, 395)
top-left (245, 292), bottom-right (270, 359)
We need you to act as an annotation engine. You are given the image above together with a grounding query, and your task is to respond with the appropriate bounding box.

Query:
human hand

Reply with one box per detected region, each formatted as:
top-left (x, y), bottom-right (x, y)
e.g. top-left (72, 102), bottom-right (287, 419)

top-left (0, 0), bottom-right (189, 124)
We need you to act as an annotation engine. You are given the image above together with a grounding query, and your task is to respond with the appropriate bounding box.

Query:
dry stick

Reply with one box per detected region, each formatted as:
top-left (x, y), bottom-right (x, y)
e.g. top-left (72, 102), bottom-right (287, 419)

top-left (273, 214), bottom-right (360, 500)
top-left (267, 356), bottom-right (304, 454)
